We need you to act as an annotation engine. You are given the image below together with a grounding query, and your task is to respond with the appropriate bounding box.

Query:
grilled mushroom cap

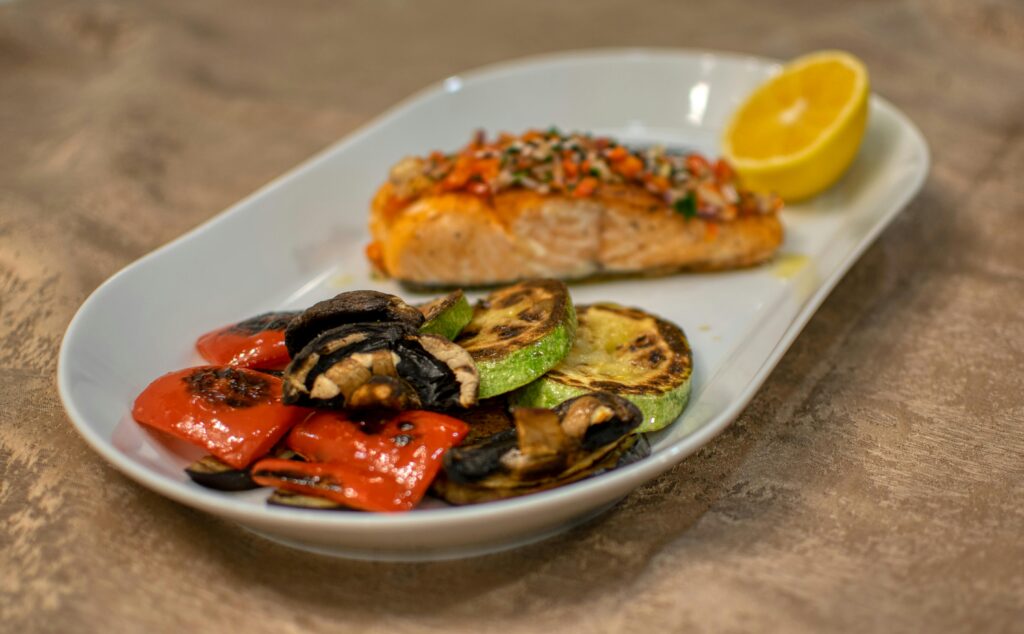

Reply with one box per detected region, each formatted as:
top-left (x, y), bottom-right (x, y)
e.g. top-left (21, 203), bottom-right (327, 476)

top-left (281, 321), bottom-right (478, 410)
top-left (499, 408), bottom-right (571, 478)
top-left (554, 392), bottom-right (642, 452)
top-left (284, 290), bottom-right (424, 356)
top-left (438, 392), bottom-right (645, 500)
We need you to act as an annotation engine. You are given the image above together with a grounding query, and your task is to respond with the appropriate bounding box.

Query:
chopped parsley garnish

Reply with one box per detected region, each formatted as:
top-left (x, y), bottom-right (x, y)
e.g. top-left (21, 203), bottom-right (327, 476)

top-left (674, 192), bottom-right (697, 218)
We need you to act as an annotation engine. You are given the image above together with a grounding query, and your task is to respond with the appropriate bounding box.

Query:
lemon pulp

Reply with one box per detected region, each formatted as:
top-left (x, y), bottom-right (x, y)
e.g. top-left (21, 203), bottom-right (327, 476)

top-left (723, 50), bottom-right (869, 202)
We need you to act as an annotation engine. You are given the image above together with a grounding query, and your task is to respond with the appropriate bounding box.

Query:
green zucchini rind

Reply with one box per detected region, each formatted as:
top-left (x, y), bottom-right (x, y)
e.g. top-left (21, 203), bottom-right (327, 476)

top-left (418, 290), bottom-right (474, 340)
top-left (455, 280), bottom-right (577, 400)
top-left (513, 303), bottom-right (691, 432)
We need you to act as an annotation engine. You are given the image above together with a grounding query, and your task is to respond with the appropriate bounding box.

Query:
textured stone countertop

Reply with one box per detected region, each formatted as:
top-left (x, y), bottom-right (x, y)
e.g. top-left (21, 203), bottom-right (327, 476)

top-left (2, 0), bottom-right (1022, 632)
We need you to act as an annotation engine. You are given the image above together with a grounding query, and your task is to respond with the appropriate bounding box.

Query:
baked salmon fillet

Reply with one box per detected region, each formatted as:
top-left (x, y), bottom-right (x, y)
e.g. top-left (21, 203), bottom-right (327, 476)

top-left (368, 129), bottom-right (783, 287)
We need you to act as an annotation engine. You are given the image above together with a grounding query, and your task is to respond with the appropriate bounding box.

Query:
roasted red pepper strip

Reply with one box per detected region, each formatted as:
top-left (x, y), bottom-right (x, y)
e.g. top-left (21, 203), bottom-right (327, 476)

top-left (195, 312), bottom-right (298, 370)
top-left (252, 410), bottom-right (469, 512)
top-left (132, 366), bottom-right (310, 469)
top-left (252, 459), bottom-right (413, 513)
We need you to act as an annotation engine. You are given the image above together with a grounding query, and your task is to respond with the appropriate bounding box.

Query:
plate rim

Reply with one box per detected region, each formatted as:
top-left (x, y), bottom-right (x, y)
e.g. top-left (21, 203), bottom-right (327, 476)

top-left (57, 47), bottom-right (931, 531)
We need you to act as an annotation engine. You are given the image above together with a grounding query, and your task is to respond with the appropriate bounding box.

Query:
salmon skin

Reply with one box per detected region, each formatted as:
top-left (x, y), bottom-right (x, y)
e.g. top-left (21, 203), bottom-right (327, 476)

top-left (367, 129), bottom-right (783, 288)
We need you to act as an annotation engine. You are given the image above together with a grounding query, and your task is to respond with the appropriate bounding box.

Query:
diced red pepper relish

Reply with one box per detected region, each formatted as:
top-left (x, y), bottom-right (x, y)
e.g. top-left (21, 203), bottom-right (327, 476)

top-left (398, 128), bottom-right (780, 219)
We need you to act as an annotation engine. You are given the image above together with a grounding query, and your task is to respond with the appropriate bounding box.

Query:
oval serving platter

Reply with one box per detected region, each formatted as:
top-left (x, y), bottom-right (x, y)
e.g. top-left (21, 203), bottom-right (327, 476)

top-left (58, 49), bottom-right (928, 561)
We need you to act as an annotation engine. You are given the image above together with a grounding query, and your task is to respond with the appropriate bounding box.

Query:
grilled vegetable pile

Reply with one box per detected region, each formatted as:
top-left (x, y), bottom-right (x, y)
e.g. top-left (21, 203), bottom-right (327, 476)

top-left (131, 279), bottom-right (692, 512)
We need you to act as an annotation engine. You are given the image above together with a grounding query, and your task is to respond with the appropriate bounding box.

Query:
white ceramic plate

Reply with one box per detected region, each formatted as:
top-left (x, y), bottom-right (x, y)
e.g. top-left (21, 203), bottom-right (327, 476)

top-left (58, 49), bottom-right (928, 560)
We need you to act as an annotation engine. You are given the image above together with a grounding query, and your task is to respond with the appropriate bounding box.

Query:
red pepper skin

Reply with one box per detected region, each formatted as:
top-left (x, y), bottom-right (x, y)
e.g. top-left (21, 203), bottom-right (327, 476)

top-left (253, 410), bottom-right (469, 512)
top-left (252, 459), bottom-right (411, 513)
top-left (195, 312), bottom-right (297, 370)
top-left (573, 177), bottom-right (599, 198)
top-left (132, 366), bottom-right (310, 469)
top-left (686, 154), bottom-right (711, 176)
top-left (712, 158), bottom-right (735, 182)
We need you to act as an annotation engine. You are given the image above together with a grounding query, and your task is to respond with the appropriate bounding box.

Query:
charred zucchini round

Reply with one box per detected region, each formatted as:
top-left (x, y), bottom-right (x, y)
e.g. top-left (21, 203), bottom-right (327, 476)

top-left (418, 290), bottom-right (473, 340)
top-left (513, 303), bottom-right (691, 432)
top-left (455, 280), bottom-right (576, 400)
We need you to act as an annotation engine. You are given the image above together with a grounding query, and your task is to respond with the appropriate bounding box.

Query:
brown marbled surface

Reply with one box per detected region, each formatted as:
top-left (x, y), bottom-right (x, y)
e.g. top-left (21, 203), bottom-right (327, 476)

top-left (2, 0), bottom-right (1023, 632)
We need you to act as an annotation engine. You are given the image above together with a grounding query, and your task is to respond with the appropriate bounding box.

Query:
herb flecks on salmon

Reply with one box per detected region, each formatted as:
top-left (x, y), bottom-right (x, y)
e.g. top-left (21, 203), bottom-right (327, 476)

top-left (387, 128), bottom-right (781, 221)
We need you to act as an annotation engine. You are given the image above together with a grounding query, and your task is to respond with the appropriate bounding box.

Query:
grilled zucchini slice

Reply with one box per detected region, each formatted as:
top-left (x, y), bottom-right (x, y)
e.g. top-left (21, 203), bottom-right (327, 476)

top-left (513, 303), bottom-right (691, 432)
top-left (418, 290), bottom-right (473, 340)
top-left (456, 280), bottom-right (576, 399)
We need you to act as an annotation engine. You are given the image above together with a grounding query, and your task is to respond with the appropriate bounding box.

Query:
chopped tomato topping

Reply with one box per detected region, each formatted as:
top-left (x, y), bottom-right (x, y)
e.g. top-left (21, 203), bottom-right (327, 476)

top-left (393, 129), bottom-right (781, 220)
top-left (440, 156), bottom-right (499, 192)
top-left (132, 366), bottom-right (310, 469)
top-left (441, 155), bottom-right (474, 190)
top-left (686, 154), bottom-right (711, 176)
top-left (606, 146), bottom-right (629, 161)
top-left (573, 177), bottom-right (599, 198)
top-left (562, 158), bottom-right (579, 180)
top-left (647, 175), bottom-right (670, 192)
top-left (713, 158), bottom-right (734, 182)
top-left (614, 155), bottom-right (644, 179)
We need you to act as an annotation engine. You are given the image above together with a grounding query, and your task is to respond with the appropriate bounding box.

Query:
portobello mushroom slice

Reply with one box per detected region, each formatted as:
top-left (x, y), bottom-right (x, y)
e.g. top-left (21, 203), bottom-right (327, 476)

top-left (514, 303), bottom-right (692, 432)
top-left (282, 321), bottom-right (478, 410)
top-left (455, 396), bottom-right (515, 445)
top-left (417, 290), bottom-right (474, 340)
top-left (284, 290), bottom-right (424, 356)
top-left (433, 392), bottom-right (650, 504)
top-left (185, 455), bottom-right (257, 491)
top-left (455, 279), bottom-right (576, 400)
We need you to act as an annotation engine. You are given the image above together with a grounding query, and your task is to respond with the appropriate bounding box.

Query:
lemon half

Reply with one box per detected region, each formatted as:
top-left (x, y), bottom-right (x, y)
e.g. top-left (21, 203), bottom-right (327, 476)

top-left (723, 50), bottom-right (869, 202)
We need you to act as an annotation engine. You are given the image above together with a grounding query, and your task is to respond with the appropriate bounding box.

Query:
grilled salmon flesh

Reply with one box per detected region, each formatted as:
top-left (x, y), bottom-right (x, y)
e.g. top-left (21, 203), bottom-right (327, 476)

top-left (368, 129), bottom-right (783, 287)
